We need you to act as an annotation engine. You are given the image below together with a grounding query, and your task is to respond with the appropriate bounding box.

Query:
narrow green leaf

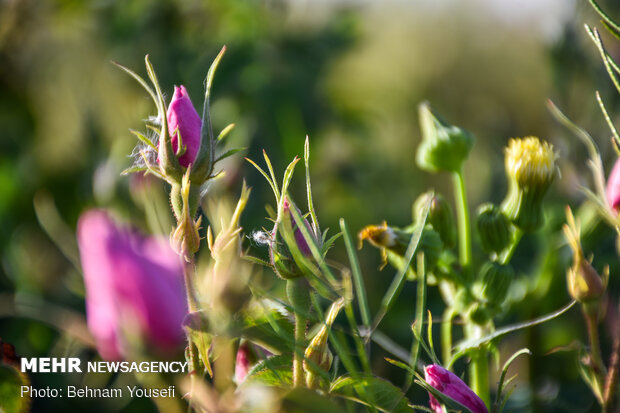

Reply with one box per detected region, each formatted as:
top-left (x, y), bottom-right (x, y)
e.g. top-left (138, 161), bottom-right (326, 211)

top-left (340, 218), bottom-right (372, 330)
top-left (246, 157), bottom-right (279, 200)
top-left (406, 251), bottom-right (427, 388)
top-left (214, 147), bottom-right (246, 164)
top-left (280, 157), bottom-right (301, 207)
top-left (217, 123), bottom-right (235, 142)
top-left (452, 301), bottom-right (576, 361)
top-left (588, 0), bottom-right (620, 35)
top-left (586, 25), bottom-right (620, 96)
top-left (595, 91), bottom-right (620, 145)
top-left (304, 136), bottom-right (321, 233)
top-left (263, 150), bottom-right (281, 202)
top-left (111, 60), bottom-right (159, 110)
top-left (129, 129), bottom-right (158, 151)
top-left (371, 199), bottom-right (431, 333)
top-left (121, 166), bottom-right (149, 175)
top-left (494, 348), bottom-right (531, 413)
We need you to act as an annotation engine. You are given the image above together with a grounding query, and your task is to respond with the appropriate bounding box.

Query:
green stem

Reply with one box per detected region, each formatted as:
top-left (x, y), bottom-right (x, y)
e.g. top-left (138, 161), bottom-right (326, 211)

top-left (466, 324), bottom-right (490, 408)
top-left (453, 169), bottom-right (472, 280)
top-left (499, 227), bottom-right (523, 265)
top-left (293, 312), bottom-right (307, 387)
top-left (584, 304), bottom-right (606, 404)
top-left (441, 307), bottom-right (455, 365)
top-left (183, 258), bottom-right (199, 313)
top-left (182, 258), bottom-right (200, 410)
top-left (287, 279), bottom-right (310, 387)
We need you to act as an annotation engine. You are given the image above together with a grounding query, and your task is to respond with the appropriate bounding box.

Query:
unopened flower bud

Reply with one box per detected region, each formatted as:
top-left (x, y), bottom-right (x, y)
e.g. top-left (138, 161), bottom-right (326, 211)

top-left (473, 262), bottom-right (514, 307)
top-left (606, 158), bottom-right (620, 212)
top-left (467, 301), bottom-right (491, 326)
top-left (416, 102), bottom-right (475, 173)
top-left (163, 85), bottom-right (202, 168)
top-left (359, 223), bottom-right (442, 273)
top-left (170, 170), bottom-right (202, 261)
top-left (476, 203), bottom-right (511, 255)
top-left (424, 364), bottom-right (488, 413)
top-left (414, 191), bottom-right (456, 249)
top-left (304, 299), bottom-right (344, 389)
top-left (564, 208), bottom-right (605, 303)
top-left (501, 137), bottom-right (557, 231)
top-left (269, 197), bottom-right (320, 280)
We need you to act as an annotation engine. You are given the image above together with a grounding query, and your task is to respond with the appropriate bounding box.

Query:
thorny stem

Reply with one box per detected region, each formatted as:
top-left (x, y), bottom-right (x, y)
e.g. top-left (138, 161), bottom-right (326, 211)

top-left (183, 258), bottom-right (199, 313)
top-left (603, 305), bottom-right (620, 412)
top-left (183, 257), bottom-right (201, 409)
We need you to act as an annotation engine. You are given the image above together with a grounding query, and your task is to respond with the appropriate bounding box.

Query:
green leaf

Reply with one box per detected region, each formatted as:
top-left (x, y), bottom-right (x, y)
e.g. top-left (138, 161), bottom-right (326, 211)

top-left (129, 129), bottom-right (157, 151)
top-left (330, 375), bottom-right (413, 413)
top-left (304, 136), bottom-right (320, 234)
top-left (0, 365), bottom-right (30, 413)
top-left (182, 311), bottom-right (213, 376)
top-left (451, 301), bottom-right (576, 364)
top-left (244, 354), bottom-right (293, 387)
top-left (494, 348), bottom-right (531, 413)
top-left (121, 165), bottom-right (149, 175)
top-left (236, 307), bottom-right (295, 355)
top-left (280, 387), bottom-right (343, 413)
top-left (217, 123), bottom-right (235, 142)
top-left (371, 199), bottom-right (431, 333)
top-left (340, 218), bottom-right (372, 330)
top-left (214, 148), bottom-right (246, 164)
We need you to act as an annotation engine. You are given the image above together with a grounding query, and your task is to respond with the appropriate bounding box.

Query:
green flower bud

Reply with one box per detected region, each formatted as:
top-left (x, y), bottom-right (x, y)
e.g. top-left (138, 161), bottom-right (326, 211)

top-left (170, 169), bottom-right (202, 261)
top-left (476, 203), bottom-right (511, 255)
top-left (416, 102), bottom-right (475, 173)
top-left (473, 262), bottom-right (514, 307)
top-left (413, 191), bottom-right (456, 249)
top-left (501, 137), bottom-right (557, 232)
top-left (467, 301), bottom-right (491, 326)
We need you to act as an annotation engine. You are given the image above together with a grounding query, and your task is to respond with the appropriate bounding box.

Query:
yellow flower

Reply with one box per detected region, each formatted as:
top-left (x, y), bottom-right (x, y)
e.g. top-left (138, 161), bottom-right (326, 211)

top-left (504, 137), bottom-right (556, 188)
top-left (501, 137), bottom-right (557, 231)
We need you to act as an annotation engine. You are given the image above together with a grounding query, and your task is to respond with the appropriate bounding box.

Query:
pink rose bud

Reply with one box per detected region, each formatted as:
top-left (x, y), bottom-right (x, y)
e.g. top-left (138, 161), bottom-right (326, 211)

top-left (607, 158), bottom-right (620, 211)
top-left (164, 85), bottom-right (202, 167)
top-left (77, 210), bottom-right (187, 360)
top-left (424, 364), bottom-right (488, 413)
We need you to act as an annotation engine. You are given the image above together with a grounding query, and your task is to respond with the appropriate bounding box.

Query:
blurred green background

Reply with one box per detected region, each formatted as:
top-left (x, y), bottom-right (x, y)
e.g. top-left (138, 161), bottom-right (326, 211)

top-left (3, 0), bottom-right (620, 411)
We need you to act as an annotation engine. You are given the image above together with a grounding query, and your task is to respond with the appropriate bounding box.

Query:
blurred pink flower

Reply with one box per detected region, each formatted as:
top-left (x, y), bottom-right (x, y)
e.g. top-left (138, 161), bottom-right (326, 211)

top-left (235, 342), bottom-right (254, 384)
top-left (424, 364), bottom-right (488, 413)
top-left (77, 210), bottom-right (187, 360)
top-left (607, 158), bottom-right (620, 211)
top-left (164, 85), bottom-right (202, 167)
